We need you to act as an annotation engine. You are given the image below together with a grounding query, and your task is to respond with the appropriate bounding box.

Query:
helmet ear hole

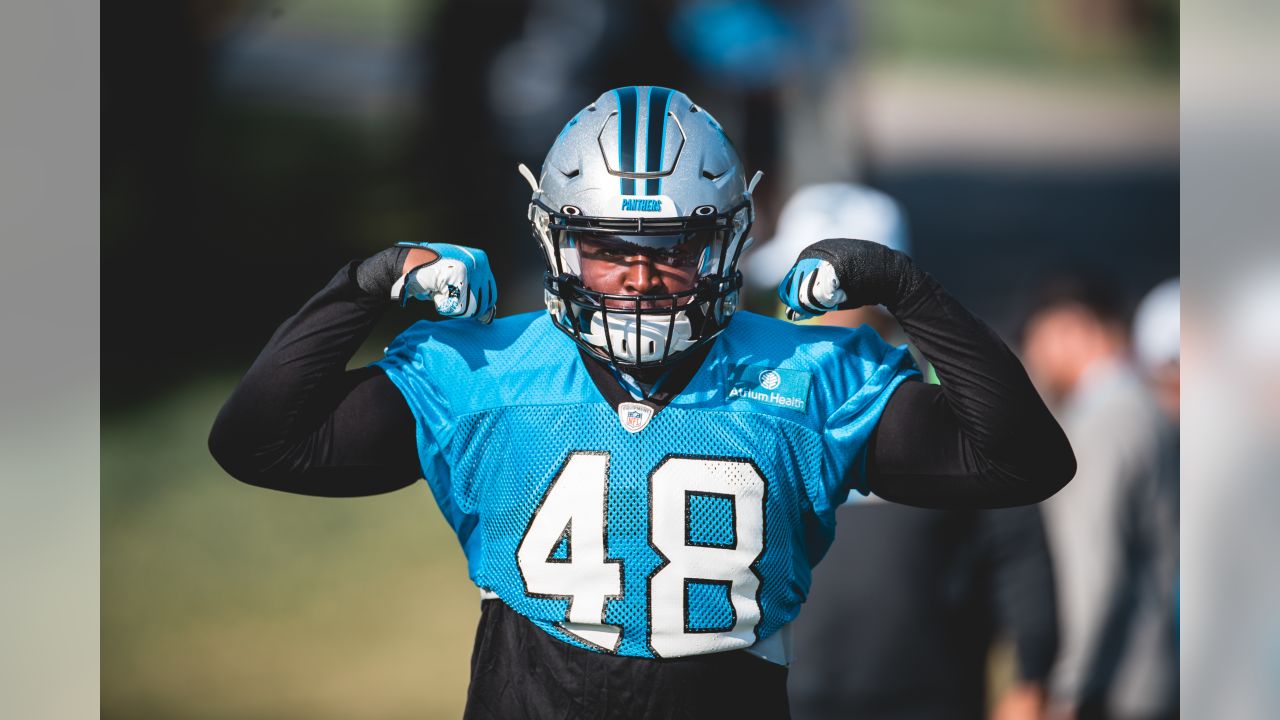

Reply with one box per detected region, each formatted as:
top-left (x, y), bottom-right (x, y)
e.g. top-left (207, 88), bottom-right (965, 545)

top-left (562, 205), bottom-right (582, 216)
top-left (693, 205), bottom-right (715, 217)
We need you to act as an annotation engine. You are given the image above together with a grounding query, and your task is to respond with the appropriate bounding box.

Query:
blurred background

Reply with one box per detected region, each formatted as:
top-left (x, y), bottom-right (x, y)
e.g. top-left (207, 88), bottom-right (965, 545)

top-left (102, 1), bottom-right (1178, 718)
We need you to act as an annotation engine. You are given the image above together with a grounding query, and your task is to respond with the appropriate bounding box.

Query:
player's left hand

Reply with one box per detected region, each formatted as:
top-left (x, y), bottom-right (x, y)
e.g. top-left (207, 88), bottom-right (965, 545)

top-left (778, 238), bottom-right (924, 321)
top-left (393, 242), bottom-right (498, 323)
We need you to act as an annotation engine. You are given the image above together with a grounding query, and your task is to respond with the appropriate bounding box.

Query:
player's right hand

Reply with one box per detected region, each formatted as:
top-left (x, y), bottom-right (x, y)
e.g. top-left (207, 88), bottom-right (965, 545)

top-left (394, 242), bottom-right (498, 323)
top-left (356, 243), bottom-right (498, 323)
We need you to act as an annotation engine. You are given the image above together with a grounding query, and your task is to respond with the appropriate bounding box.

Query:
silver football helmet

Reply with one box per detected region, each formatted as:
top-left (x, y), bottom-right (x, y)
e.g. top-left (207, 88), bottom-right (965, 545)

top-left (525, 86), bottom-right (760, 371)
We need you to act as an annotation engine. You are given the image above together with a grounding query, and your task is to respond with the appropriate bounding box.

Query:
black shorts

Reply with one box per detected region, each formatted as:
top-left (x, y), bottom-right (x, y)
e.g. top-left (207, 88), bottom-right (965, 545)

top-left (464, 599), bottom-right (791, 719)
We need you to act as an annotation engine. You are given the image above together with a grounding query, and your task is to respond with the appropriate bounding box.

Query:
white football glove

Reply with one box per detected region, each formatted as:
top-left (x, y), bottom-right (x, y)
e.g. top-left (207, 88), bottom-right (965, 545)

top-left (391, 243), bottom-right (498, 323)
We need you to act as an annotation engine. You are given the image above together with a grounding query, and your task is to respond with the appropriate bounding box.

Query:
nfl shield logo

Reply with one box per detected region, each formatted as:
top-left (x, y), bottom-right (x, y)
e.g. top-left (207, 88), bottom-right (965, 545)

top-left (618, 402), bottom-right (654, 433)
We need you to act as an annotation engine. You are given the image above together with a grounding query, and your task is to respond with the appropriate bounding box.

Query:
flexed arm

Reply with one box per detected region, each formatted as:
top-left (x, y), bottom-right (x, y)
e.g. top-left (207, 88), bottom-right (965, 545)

top-left (208, 244), bottom-right (496, 496)
top-left (779, 239), bottom-right (1075, 508)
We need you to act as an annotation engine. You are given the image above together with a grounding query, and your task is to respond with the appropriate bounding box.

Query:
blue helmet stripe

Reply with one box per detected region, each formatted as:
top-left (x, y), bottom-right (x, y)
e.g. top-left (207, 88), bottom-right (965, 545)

top-left (645, 86), bottom-right (673, 196)
top-left (615, 87), bottom-right (638, 196)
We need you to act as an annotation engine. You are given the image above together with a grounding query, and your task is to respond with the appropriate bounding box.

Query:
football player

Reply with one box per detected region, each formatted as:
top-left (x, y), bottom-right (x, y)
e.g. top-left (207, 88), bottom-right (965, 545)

top-left (210, 87), bottom-right (1075, 719)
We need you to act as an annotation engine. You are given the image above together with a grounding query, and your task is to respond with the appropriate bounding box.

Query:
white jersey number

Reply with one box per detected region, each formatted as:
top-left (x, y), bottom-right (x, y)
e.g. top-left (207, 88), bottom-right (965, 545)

top-left (649, 456), bottom-right (765, 656)
top-left (516, 452), bottom-right (623, 652)
top-left (517, 452), bottom-right (765, 657)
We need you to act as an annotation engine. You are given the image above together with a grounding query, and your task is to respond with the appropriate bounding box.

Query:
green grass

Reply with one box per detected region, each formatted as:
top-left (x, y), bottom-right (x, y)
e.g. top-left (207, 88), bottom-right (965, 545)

top-left (103, 376), bottom-right (477, 719)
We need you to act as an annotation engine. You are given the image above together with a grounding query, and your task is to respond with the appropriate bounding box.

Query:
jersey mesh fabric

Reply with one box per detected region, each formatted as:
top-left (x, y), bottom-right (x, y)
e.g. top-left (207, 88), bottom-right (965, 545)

top-left (374, 310), bottom-right (917, 659)
top-left (688, 493), bottom-right (735, 547)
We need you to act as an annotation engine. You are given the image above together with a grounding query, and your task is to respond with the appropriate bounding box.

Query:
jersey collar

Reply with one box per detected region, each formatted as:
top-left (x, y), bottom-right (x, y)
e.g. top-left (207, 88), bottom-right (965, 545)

top-left (578, 341), bottom-right (714, 418)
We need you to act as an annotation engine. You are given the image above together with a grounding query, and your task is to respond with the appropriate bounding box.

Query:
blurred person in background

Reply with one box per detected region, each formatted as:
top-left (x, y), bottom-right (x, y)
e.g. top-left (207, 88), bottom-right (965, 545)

top-left (1020, 273), bottom-right (1178, 720)
top-left (1132, 279), bottom-right (1179, 426)
top-left (758, 184), bottom-right (1059, 720)
top-left (1130, 278), bottom-right (1178, 637)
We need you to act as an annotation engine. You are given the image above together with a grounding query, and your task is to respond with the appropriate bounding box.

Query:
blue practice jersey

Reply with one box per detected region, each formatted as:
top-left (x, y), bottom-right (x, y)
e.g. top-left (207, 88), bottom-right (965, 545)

top-left (374, 310), bottom-right (917, 659)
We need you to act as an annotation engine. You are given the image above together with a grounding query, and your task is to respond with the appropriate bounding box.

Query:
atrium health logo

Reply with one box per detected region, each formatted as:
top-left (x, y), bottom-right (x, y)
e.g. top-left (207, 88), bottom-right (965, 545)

top-left (758, 369), bottom-right (782, 391)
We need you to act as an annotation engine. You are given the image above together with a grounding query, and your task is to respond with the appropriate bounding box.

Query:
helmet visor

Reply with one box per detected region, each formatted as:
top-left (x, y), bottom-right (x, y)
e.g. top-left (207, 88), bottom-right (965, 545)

top-left (570, 229), bottom-right (719, 297)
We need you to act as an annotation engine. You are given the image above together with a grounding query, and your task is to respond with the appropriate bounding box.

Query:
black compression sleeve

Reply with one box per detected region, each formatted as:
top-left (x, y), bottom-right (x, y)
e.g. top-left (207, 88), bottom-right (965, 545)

top-left (867, 277), bottom-right (1076, 508)
top-left (208, 262), bottom-right (420, 497)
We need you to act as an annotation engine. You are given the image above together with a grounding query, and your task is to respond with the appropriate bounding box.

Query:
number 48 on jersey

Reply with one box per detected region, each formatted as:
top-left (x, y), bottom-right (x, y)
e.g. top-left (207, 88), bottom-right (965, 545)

top-left (517, 452), bottom-right (766, 657)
